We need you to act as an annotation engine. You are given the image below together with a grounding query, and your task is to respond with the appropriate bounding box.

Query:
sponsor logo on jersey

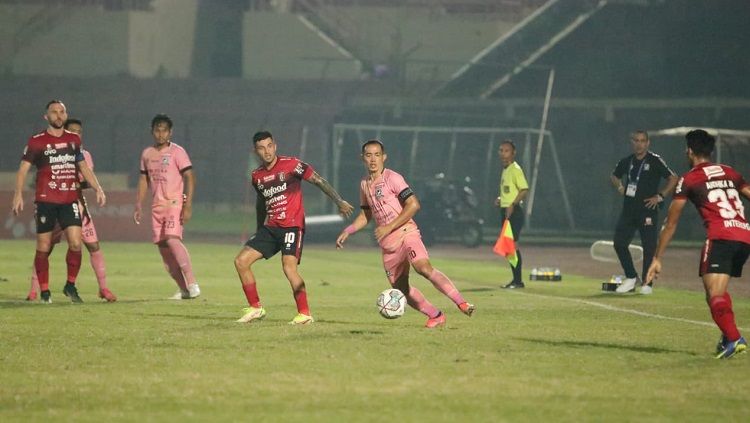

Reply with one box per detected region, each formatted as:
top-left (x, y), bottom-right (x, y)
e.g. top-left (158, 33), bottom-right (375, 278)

top-left (48, 181), bottom-right (57, 190)
top-left (44, 144), bottom-right (57, 156)
top-left (263, 174), bottom-right (276, 182)
top-left (262, 183), bottom-right (287, 198)
top-left (267, 194), bottom-right (287, 204)
top-left (703, 165), bottom-right (725, 179)
top-left (55, 143), bottom-right (67, 149)
top-left (724, 220), bottom-right (750, 230)
top-left (48, 154), bottom-right (76, 164)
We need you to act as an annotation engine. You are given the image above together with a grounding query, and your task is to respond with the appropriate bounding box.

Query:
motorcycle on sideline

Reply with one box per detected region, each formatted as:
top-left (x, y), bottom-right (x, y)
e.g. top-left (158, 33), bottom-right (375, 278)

top-left (415, 173), bottom-right (484, 248)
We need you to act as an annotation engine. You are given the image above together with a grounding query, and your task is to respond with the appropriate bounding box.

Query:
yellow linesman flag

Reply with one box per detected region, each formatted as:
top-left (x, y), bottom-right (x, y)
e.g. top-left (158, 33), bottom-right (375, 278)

top-left (493, 219), bottom-right (518, 267)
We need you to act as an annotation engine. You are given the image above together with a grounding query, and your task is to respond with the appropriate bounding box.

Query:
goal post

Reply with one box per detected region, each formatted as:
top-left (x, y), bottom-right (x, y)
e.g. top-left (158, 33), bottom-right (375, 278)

top-left (331, 123), bottom-right (575, 230)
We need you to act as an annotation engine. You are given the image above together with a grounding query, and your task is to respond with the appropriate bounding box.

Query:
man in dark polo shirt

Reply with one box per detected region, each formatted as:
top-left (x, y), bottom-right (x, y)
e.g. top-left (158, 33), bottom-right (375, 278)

top-left (610, 130), bottom-right (678, 294)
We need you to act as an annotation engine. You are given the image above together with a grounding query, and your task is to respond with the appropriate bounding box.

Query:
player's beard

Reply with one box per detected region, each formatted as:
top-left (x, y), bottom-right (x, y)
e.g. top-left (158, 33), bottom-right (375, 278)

top-left (49, 119), bottom-right (64, 129)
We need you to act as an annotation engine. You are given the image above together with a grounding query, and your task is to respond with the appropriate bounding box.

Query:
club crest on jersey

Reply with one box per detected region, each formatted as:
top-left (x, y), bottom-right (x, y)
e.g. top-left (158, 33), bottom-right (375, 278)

top-left (644, 217), bottom-right (653, 226)
top-left (161, 155), bottom-right (170, 166)
top-left (644, 163), bottom-right (650, 171)
top-left (278, 172), bottom-right (286, 182)
top-left (375, 187), bottom-right (383, 200)
top-left (294, 163), bottom-right (304, 175)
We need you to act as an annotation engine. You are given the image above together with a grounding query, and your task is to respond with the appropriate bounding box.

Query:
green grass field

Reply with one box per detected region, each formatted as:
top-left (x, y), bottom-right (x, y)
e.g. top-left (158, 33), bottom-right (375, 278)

top-left (1, 239), bottom-right (748, 422)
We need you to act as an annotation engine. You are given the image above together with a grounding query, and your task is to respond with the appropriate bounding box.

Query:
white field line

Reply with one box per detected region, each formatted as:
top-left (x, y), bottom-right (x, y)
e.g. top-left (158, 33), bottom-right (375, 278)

top-left (512, 290), bottom-right (748, 332)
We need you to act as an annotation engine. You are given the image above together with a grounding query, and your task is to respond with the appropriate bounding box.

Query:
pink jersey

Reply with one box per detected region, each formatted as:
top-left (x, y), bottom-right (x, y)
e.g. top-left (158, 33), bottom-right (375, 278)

top-left (81, 149), bottom-right (93, 172)
top-left (360, 169), bottom-right (418, 248)
top-left (675, 162), bottom-right (750, 243)
top-left (251, 156), bottom-right (314, 228)
top-left (139, 142), bottom-right (192, 208)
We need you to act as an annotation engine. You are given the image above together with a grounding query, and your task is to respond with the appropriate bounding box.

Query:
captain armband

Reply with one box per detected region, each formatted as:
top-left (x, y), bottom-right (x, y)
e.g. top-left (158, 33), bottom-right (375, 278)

top-left (397, 187), bottom-right (414, 202)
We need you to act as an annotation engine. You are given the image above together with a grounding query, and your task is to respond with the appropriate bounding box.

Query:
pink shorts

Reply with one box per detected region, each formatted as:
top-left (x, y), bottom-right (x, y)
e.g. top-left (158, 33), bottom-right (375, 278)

top-left (151, 205), bottom-right (183, 243)
top-left (381, 227), bottom-right (429, 284)
top-left (81, 216), bottom-right (98, 244)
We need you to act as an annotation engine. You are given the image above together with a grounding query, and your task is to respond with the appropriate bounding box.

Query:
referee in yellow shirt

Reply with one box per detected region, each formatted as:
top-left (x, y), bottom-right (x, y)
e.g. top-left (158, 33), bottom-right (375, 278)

top-left (496, 140), bottom-right (529, 289)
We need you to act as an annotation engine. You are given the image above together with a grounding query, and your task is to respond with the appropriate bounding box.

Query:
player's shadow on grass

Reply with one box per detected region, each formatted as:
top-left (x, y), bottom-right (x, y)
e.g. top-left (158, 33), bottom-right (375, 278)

top-left (587, 293), bottom-right (653, 300)
top-left (461, 287), bottom-right (494, 293)
top-left (515, 337), bottom-right (700, 356)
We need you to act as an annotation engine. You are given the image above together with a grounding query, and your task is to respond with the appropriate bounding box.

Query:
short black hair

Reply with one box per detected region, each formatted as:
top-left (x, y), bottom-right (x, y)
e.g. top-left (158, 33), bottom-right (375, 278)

top-left (500, 139), bottom-right (516, 151)
top-left (253, 131), bottom-right (273, 144)
top-left (632, 130), bottom-right (649, 140)
top-left (46, 99), bottom-right (64, 111)
top-left (64, 118), bottom-right (82, 129)
top-left (685, 129), bottom-right (715, 158)
top-left (151, 114), bottom-right (173, 130)
top-left (361, 139), bottom-right (385, 154)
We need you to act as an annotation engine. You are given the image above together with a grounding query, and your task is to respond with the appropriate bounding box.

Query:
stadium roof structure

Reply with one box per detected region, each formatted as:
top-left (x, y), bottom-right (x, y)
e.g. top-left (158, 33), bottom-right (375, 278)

top-left (648, 126), bottom-right (750, 164)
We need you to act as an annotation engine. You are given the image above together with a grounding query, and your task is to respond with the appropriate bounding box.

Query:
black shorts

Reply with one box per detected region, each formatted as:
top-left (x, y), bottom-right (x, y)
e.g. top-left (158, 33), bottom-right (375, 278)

top-left (245, 226), bottom-right (305, 263)
top-left (35, 202), bottom-right (82, 233)
top-left (700, 239), bottom-right (750, 277)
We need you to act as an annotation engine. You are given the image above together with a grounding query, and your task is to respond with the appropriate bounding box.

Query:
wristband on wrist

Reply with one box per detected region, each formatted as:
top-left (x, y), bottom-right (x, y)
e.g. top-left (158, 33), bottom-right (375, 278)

top-left (344, 224), bottom-right (357, 235)
top-left (657, 193), bottom-right (664, 200)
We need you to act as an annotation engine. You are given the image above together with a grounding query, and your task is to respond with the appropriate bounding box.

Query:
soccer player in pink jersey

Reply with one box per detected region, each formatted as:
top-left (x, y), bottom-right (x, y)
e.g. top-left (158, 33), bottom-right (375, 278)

top-left (336, 140), bottom-right (475, 328)
top-left (26, 118), bottom-right (116, 302)
top-left (12, 100), bottom-right (107, 304)
top-left (134, 114), bottom-right (200, 300)
top-left (647, 129), bottom-right (750, 358)
top-left (235, 131), bottom-right (354, 325)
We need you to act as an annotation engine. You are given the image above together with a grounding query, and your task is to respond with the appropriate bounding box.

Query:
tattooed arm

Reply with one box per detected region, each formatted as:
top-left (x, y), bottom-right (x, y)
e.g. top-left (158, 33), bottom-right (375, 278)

top-left (308, 171), bottom-right (354, 218)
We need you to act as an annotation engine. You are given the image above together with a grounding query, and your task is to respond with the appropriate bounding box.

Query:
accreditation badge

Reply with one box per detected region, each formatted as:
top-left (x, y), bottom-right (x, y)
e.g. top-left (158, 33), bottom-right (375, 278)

top-left (625, 182), bottom-right (637, 197)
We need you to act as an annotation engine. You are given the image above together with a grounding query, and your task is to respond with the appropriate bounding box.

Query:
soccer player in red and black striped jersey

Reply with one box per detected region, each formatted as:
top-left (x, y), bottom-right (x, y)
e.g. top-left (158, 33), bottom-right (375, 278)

top-left (647, 129), bottom-right (750, 358)
top-left (234, 131), bottom-right (353, 325)
top-left (12, 100), bottom-right (106, 303)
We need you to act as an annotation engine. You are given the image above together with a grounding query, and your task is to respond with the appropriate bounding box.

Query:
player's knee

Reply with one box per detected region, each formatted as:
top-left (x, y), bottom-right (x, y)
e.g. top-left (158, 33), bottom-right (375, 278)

top-left (234, 254), bottom-right (250, 270)
top-left (282, 263), bottom-right (299, 277)
top-left (67, 239), bottom-right (82, 251)
top-left (85, 242), bottom-right (100, 253)
top-left (413, 261), bottom-right (433, 277)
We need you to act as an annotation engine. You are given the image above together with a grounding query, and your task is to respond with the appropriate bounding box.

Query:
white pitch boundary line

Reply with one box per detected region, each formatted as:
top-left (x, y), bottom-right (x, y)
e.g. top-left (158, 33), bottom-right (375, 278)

top-left (511, 290), bottom-right (748, 331)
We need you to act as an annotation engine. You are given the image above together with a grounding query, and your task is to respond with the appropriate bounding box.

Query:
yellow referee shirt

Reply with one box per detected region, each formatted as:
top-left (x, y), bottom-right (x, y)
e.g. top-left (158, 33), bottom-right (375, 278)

top-left (498, 161), bottom-right (529, 207)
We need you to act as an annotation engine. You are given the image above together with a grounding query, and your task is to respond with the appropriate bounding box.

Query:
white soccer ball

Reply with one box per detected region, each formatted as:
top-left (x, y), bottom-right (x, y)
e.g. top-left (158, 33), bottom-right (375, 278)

top-left (376, 288), bottom-right (406, 319)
